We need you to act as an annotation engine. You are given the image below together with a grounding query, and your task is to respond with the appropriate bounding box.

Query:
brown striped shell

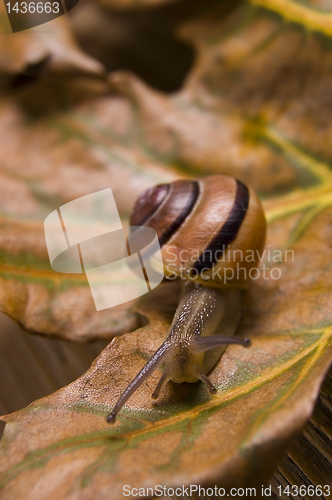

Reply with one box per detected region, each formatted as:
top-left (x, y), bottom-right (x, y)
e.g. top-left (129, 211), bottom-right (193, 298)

top-left (130, 175), bottom-right (266, 288)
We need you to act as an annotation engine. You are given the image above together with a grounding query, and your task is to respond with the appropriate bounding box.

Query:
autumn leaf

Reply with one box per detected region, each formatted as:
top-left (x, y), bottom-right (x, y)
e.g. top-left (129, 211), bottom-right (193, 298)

top-left (0, 274), bottom-right (331, 498)
top-left (1, 0), bottom-right (332, 496)
top-left (0, 1), bottom-right (105, 83)
top-left (0, 79), bottom-right (177, 340)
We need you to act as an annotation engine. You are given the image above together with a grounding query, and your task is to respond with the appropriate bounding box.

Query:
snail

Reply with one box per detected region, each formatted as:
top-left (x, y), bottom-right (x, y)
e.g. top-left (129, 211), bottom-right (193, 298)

top-left (106, 175), bottom-right (266, 423)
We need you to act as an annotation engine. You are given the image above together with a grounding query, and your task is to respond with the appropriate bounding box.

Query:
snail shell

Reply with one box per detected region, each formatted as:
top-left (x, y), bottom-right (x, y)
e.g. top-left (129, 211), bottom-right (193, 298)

top-left (131, 175), bottom-right (266, 287)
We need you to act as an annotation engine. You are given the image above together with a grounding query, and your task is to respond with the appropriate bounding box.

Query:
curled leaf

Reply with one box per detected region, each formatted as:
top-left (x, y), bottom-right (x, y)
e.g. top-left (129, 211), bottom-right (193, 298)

top-left (0, 2), bottom-right (105, 83)
top-left (0, 81), bottom-right (176, 340)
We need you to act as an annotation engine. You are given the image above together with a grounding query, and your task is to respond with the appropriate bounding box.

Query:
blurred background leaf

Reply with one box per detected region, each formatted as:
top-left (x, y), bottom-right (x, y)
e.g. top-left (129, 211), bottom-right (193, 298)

top-left (0, 1), bottom-right (105, 85)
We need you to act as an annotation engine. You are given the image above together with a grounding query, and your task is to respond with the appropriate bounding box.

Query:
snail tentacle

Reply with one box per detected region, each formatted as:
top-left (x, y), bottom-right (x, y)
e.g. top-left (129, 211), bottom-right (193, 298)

top-left (190, 335), bottom-right (251, 354)
top-left (106, 341), bottom-right (171, 423)
top-left (151, 370), bottom-right (170, 400)
top-left (195, 368), bottom-right (217, 394)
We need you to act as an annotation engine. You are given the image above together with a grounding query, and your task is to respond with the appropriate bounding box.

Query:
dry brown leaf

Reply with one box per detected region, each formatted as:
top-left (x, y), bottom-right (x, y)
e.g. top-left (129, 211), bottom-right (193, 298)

top-left (0, 261), bottom-right (331, 498)
top-left (0, 79), bottom-right (177, 340)
top-left (0, 2), bottom-right (105, 82)
top-left (102, 1), bottom-right (332, 198)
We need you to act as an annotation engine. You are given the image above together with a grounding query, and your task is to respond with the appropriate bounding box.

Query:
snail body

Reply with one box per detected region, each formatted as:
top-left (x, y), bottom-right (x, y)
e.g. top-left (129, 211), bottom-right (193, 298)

top-left (106, 175), bottom-right (266, 423)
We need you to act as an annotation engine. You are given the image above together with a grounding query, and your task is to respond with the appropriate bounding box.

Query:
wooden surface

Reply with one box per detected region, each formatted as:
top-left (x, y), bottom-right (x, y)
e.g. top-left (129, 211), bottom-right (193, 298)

top-left (0, 313), bottom-right (108, 416)
top-left (269, 367), bottom-right (332, 498)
